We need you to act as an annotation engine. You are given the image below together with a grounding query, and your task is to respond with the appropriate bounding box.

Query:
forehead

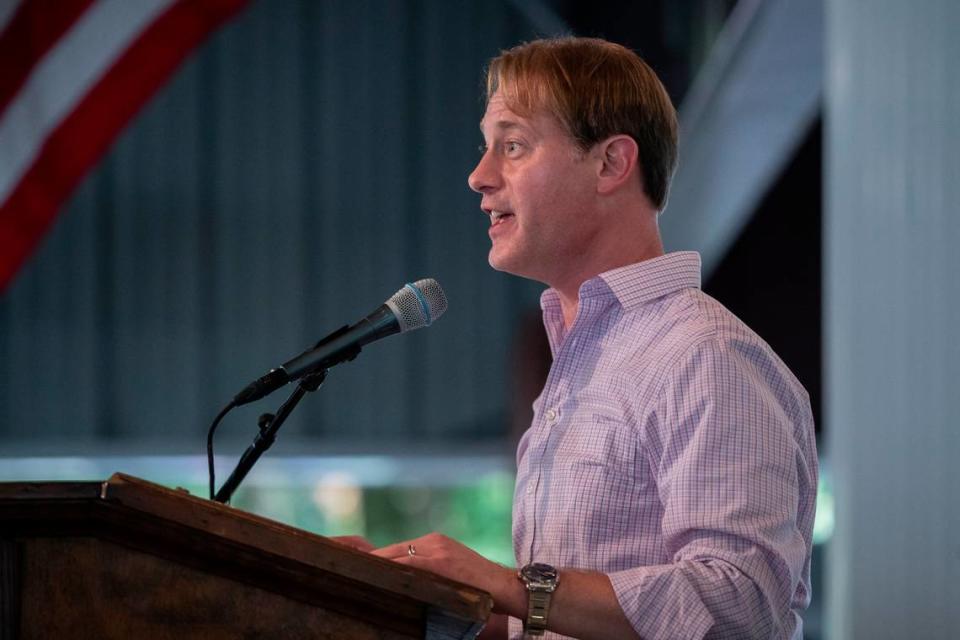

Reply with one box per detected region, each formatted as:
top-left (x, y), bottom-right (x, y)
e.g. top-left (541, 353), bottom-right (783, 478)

top-left (479, 94), bottom-right (524, 129)
top-left (479, 92), bottom-right (562, 138)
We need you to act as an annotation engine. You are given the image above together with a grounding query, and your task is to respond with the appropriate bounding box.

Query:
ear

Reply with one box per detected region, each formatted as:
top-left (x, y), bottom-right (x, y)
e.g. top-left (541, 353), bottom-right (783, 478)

top-left (595, 135), bottom-right (640, 195)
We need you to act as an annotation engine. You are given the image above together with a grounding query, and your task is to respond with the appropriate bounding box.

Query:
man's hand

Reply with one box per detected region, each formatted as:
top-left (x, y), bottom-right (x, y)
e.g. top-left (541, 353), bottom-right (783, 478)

top-left (373, 533), bottom-right (639, 639)
top-left (372, 532), bottom-right (525, 616)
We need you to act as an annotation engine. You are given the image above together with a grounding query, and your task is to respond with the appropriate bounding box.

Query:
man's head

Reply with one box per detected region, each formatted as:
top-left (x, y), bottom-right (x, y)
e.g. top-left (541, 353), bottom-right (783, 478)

top-left (485, 37), bottom-right (678, 210)
top-left (468, 37), bottom-right (677, 290)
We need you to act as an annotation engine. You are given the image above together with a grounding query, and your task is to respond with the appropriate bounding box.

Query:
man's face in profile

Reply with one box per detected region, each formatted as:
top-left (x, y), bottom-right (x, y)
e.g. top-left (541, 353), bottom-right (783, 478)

top-left (468, 92), bottom-right (602, 286)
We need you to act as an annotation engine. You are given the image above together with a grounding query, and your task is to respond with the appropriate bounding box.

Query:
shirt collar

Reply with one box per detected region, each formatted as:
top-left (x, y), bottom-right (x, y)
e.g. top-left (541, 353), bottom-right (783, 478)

top-left (598, 251), bottom-right (702, 310)
top-left (540, 251), bottom-right (702, 317)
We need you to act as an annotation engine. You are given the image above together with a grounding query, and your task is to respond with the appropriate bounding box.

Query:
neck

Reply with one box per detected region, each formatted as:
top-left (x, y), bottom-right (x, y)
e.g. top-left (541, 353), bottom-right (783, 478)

top-left (553, 223), bottom-right (664, 329)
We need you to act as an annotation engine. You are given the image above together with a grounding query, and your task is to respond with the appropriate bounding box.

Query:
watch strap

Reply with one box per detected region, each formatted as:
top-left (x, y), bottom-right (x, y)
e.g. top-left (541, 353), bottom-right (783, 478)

top-left (524, 588), bottom-right (552, 636)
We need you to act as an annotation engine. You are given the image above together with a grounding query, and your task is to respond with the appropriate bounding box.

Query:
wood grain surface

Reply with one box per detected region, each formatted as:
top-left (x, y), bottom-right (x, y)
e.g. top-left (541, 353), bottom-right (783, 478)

top-left (19, 537), bottom-right (410, 639)
top-left (0, 475), bottom-right (491, 639)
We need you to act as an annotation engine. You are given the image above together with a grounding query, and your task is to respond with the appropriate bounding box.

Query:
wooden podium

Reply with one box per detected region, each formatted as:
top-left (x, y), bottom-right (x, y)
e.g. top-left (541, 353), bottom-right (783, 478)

top-left (0, 473), bottom-right (492, 639)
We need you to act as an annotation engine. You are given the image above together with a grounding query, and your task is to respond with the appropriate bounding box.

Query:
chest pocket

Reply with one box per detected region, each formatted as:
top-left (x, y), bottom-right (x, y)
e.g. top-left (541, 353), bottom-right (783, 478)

top-left (551, 412), bottom-right (639, 480)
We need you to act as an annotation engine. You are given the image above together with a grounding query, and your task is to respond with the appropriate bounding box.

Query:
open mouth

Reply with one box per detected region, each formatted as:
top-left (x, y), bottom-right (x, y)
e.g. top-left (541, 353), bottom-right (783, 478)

top-left (490, 210), bottom-right (515, 226)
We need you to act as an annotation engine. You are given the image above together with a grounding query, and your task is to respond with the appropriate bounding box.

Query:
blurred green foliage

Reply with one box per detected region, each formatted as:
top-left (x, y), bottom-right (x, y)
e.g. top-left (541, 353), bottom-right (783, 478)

top-left (227, 470), bottom-right (516, 566)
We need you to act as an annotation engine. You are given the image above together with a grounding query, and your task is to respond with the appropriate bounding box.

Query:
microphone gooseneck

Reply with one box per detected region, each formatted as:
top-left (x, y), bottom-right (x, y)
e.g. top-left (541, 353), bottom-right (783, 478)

top-left (208, 277), bottom-right (447, 501)
top-left (232, 278), bottom-right (447, 406)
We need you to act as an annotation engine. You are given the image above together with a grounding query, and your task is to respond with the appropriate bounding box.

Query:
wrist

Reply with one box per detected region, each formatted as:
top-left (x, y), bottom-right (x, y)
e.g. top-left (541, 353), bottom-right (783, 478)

top-left (494, 565), bottom-right (529, 617)
top-left (517, 563), bottom-right (560, 636)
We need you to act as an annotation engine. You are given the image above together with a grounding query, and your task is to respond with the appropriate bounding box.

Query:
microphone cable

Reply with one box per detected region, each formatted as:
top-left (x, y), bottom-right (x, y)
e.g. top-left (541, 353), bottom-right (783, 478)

top-left (206, 400), bottom-right (236, 500)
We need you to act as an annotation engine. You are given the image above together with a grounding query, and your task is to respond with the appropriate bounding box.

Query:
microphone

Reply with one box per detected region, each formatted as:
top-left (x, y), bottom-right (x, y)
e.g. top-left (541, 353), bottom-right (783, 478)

top-left (233, 278), bottom-right (447, 406)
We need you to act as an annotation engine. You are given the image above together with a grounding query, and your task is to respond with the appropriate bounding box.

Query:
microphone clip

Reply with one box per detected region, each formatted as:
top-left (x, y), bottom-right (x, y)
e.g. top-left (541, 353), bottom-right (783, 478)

top-left (214, 368), bottom-right (329, 504)
top-left (233, 325), bottom-right (361, 407)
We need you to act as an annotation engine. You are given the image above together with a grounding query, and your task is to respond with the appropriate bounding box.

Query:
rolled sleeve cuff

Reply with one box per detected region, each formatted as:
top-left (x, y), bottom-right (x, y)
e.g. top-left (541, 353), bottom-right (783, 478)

top-left (609, 565), bottom-right (715, 640)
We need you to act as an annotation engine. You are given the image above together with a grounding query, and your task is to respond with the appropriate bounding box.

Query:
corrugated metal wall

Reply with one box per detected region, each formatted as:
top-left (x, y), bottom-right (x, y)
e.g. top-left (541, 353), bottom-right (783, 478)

top-left (825, 0), bottom-right (960, 636)
top-left (0, 0), bottom-right (548, 448)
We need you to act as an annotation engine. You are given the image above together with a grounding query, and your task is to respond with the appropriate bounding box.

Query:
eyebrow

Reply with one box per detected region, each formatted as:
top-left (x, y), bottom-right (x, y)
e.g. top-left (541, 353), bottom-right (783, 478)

top-left (478, 120), bottom-right (528, 134)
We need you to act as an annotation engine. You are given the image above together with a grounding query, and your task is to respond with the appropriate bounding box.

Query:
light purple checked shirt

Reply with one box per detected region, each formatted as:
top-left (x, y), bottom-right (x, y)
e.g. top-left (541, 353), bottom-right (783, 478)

top-left (509, 252), bottom-right (818, 639)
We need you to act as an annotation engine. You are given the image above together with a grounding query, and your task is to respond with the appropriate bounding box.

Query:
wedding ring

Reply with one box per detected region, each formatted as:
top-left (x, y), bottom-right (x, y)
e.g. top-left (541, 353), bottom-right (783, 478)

top-left (407, 544), bottom-right (417, 557)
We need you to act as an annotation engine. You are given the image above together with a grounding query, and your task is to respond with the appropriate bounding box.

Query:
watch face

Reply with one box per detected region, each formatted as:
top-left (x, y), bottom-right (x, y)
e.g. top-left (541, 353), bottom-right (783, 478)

top-left (521, 562), bottom-right (558, 584)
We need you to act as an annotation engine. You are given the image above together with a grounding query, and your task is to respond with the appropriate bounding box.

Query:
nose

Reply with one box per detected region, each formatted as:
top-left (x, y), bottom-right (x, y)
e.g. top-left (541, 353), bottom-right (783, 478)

top-left (468, 149), bottom-right (500, 193)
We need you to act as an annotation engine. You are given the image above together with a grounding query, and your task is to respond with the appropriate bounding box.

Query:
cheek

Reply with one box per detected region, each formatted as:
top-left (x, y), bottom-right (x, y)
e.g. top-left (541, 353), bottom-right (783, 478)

top-left (518, 167), bottom-right (578, 215)
top-left (509, 158), bottom-right (594, 239)
top-left (531, 173), bottom-right (590, 226)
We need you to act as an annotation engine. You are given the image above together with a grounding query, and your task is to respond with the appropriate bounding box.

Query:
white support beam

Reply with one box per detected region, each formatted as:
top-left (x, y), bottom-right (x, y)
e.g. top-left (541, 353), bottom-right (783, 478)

top-left (662, 0), bottom-right (822, 277)
top-left (825, 1), bottom-right (960, 637)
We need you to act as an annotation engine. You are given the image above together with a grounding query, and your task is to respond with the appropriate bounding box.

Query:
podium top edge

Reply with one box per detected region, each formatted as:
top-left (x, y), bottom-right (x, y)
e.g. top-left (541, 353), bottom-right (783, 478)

top-left (0, 473), bottom-right (494, 622)
top-left (0, 480), bottom-right (104, 500)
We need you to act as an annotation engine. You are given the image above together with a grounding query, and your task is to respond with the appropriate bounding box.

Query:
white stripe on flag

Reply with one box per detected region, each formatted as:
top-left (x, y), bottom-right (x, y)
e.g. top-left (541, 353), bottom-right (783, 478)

top-left (0, 0), bottom-right (177, 207)
top-left (0, 0), bottom-right (24, 37)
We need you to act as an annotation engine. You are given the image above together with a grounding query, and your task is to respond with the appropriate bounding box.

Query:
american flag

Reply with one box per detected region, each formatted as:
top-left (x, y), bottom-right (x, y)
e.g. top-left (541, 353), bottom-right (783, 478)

top-left (0, 0), bottom-right (247, 291)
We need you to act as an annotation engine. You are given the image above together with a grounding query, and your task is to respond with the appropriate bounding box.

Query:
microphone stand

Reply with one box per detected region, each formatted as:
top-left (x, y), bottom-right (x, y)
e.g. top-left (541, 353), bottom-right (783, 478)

top-left (213, 368), bottom-right (331, 504)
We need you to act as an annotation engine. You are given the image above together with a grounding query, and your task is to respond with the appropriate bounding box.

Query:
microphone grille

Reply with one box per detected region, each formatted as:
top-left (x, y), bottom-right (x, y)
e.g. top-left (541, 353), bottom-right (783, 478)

top-left (387, 278), bottom-right (448, 332)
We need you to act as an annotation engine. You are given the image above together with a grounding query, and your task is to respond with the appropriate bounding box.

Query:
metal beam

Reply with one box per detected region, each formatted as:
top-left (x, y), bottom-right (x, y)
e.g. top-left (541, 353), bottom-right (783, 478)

top-left (661, 0), bottom-right (822, 277)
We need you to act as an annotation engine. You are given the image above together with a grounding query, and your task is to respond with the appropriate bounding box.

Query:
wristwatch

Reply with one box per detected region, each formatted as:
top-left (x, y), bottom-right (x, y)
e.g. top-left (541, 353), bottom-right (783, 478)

top-left (517, 562), bottom-right (559, 636)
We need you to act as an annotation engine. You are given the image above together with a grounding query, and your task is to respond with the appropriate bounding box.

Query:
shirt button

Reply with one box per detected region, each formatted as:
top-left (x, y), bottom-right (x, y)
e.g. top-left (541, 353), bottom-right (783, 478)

top-left (545, 408), bottom-right (557, 422)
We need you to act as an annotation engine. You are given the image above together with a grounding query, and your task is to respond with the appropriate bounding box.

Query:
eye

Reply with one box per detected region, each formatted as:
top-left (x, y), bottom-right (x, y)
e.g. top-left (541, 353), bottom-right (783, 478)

top-left (504, 140), bottom-right (524, 155)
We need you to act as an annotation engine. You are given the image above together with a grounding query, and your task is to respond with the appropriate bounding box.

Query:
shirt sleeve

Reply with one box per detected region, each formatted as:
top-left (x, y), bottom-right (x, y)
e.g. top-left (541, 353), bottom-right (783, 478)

top-left (608, 336), bottom-right (816, 639)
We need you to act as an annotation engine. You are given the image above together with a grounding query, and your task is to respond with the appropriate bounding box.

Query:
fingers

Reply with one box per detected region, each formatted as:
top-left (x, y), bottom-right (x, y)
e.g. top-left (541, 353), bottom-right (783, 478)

top-left (373, 532), bottom-right (449, 560)
top-left (387, 554), bottom-right (445, 576)
top-left (372, 539), bottom-right (420, 559)
top-left (370, 534), bottom-right (502, 592)
top-left (368, 545), bottom-right (427, 571)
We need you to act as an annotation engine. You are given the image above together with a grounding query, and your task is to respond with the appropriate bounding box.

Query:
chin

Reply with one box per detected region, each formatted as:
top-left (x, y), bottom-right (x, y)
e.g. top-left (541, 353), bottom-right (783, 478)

top-left (488, 249), bottom-right (521, 275)
top-left (488, 249), bottom-right (543, 282)
top-left (487, 253), bottom-right (513, 273)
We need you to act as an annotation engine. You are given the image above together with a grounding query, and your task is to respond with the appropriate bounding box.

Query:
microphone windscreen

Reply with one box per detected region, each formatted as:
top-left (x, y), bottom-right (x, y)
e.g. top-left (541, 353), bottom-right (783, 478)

top-left (386, 278), bottom-right (448, 332)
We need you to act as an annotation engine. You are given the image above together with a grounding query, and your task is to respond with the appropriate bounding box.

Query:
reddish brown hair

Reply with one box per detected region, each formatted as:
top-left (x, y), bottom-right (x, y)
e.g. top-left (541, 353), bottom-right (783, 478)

top-left (486, 37), bottom-right (678, 210)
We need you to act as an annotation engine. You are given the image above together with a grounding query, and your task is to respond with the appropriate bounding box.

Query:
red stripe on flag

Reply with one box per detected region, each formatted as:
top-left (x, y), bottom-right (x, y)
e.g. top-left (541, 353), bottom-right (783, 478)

top-left (0, 0), bottom-right (95, 119)
top-left (0, 0), bottom-right (247, 291)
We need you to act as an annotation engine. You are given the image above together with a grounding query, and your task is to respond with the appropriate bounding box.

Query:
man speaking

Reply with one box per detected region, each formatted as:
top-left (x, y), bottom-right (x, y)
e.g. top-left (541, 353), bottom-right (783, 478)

top-left (373, 37), bottom-right (818, 640)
